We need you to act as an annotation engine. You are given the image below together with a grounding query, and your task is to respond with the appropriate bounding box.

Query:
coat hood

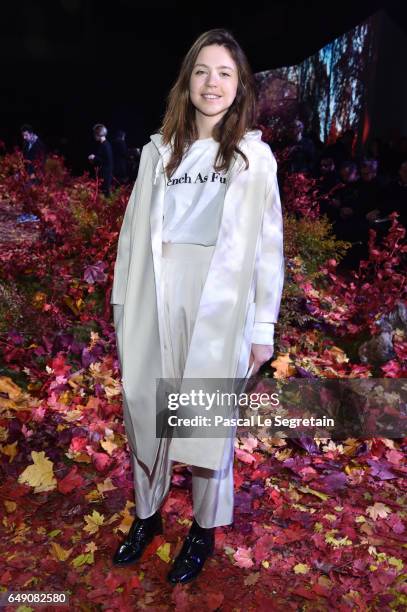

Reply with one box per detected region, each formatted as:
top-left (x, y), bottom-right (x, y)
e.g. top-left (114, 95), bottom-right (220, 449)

top-left (150, 129), bottom-right (262, 155)
top-left (149, 129), bottom-right (263, 183)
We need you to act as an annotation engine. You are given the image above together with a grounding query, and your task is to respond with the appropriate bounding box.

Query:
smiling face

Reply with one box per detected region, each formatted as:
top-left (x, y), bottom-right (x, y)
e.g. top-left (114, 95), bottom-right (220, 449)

top-left (189, 44), bottom-right (239, 130)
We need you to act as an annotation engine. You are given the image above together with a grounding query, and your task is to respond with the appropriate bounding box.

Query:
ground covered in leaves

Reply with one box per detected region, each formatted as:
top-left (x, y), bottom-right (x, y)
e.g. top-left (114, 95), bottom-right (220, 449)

top-left (0, 152), bottom-right (406, 611)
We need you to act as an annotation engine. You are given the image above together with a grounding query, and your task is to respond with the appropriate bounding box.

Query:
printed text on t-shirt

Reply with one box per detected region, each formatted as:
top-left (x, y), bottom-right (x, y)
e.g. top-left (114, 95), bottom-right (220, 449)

top-left (167, 171), bottom-right (226, 186)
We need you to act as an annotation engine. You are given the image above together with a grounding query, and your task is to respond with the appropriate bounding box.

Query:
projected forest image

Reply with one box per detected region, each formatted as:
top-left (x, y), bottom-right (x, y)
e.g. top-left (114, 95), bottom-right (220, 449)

top-left (255, 17), bottom-right (375, 143)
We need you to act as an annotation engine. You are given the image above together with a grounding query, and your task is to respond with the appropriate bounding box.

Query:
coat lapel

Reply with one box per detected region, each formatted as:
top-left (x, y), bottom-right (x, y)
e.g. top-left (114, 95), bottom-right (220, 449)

top-left (147, 132), bottom-right (266, 469)
top-left (148, 131), bottom-right (263, 382)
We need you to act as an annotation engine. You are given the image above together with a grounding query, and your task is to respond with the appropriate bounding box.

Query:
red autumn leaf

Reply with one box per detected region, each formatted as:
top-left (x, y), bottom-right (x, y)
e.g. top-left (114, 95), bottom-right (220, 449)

top-left (91, 451), bottom-right (112, 471)
top-left (205, 591), bottom-right (225, 610)
top-left (57, 466), bottom-right (86, 494)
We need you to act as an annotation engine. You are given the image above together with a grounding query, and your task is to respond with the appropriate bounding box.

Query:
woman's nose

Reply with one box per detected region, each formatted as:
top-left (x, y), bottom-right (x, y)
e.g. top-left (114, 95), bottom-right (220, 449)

top-left (205, 71), bottom-right (219, 86)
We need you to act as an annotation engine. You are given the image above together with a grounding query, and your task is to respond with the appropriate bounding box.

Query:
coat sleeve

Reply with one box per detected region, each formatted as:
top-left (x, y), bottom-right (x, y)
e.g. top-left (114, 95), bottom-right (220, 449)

top-left (110, 144), bottom-right (149, 305)
top-left (252, 148), bottom-right (285, 344)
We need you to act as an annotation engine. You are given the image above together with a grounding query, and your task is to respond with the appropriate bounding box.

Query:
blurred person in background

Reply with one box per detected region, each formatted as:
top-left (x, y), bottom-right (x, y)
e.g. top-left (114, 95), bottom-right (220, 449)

top-left (88, 123), bottom-right (113, 196)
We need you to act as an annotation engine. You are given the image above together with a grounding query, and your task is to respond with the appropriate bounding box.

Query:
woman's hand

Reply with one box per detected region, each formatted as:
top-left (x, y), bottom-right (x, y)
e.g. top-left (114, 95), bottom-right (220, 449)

top-left (249, 343), bottom-right (274, 375)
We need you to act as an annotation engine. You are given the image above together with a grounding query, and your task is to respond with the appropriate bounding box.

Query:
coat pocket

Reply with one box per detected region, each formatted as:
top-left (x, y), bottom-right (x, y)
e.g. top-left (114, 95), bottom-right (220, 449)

top-left (239, 301), bottom-right (256, 378)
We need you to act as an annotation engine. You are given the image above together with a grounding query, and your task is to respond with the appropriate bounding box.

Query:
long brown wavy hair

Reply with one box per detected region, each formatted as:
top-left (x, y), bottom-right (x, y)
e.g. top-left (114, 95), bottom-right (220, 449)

top-left (160, 28), bottom-right (257, 179)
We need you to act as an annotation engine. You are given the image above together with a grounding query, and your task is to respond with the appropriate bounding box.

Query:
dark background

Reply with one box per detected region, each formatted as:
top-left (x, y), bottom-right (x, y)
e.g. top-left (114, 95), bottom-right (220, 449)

top-left (1, 0), bottom-right (406, 173)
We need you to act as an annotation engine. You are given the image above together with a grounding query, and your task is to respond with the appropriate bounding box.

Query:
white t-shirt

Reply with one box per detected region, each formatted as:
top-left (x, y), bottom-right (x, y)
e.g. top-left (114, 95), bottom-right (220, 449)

top-left (161, 136), bottom-right (275, 346)
top-left (162, 137), bottom-right (227, 246)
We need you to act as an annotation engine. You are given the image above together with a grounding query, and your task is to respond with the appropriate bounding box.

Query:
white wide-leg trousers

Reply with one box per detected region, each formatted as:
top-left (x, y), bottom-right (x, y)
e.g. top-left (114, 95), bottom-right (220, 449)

top-left (131, 242), bottom-right (235, 528)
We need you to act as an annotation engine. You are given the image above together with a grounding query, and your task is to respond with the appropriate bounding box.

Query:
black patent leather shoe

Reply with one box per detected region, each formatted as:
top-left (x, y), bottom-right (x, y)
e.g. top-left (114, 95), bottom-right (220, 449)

top-left (167, 519), bottom-right (215, 584)
top-left (112, 511), bottom-right (163, 566)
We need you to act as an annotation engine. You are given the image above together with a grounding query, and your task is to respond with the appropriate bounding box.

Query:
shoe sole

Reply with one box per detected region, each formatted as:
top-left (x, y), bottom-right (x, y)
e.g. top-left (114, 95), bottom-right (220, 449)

top-left (166, 549), bottom-right (214, 585)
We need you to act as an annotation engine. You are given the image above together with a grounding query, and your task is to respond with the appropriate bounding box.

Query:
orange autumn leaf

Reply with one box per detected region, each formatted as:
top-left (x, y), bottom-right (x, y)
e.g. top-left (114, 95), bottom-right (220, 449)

top-left (0, 376), bottom-right (34, 412)
top-left (4, 500), bottom-right (17, 513)
top-left (116, 501), bottom-right (136, 535)
top-left (270, 353), bottom-right (296, 378)
top-left (0, 441), bottom-right (18, 462)
top-left (32, 291), bottom-right (47, 309)
top-left (50, 542), bottom-right (73, 561)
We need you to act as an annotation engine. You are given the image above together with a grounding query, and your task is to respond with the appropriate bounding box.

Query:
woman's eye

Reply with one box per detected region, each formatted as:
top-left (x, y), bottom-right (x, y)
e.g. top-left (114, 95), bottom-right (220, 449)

top-left (221, 72), bottom-right (231, 77)
top-left (195, 70), bottom-right (205, 75)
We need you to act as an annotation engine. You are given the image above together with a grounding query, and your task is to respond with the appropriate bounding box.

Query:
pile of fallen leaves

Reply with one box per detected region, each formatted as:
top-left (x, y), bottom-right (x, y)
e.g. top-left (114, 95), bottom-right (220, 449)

top-left (0, 151), bottom-right (406, 610)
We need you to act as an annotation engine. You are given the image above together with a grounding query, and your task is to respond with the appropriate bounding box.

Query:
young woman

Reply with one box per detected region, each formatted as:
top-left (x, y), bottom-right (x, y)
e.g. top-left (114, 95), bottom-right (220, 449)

top-left (110, 28), bottom-right (284, 584)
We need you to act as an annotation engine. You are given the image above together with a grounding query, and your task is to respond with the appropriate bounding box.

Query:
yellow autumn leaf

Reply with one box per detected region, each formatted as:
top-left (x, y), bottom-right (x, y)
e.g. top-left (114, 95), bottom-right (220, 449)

top-left (63, 295), bottom-right (82, 315)
top-left (355, 515), bottom-right (366, 523)
top-left (343, 438), bottom-right (361, 456)
top-left (0, 376), bottom-right (24, 400)
top-left (65, 450), bottom-right (92, 463)
top-left (323, 514), bottom-right (337, 523)
top-left (62, 409), bottom-right (83, 422)
top-left (85, 541), bottom-right (98, 554)
top-left (0, 441), bottom-right (18, 462)
top-left (97, 477), bottom-right (117, 495)
top-left (294, 563), bottom-right (310, 574)
top-left (89, 331), bottom-right (100, 349)
top-left (100, 438), bottom-right (117, 456)
top-left (50, 542), bottom-right (73, 561)
top-left (156, 542), bottom-right (171, 563)
top-left (388, 557), bottom-right (404, 571)
top-left (88, 362), bottom-right (121, 398)
top-left (71, 552), bottom-right (94, 567)
top-left (58, 391), bottom-right (71, 405)
top-left (18, 451), bottom-right (57, 493)
top-left (297, 485), bottom-right (330, 501)
top-left (0, 376), bottom-right (33, 412)
top-left (244, 572), bottom-right (260, 586)
top-left (104, 380), bottom-right (122, 399)
top-left (329, 346), bottom-right (349, 363)
top-left (4, 500), bottom-right (17, 513)
top-left (116, 501), bottom-right (136, 534)
top-left (0, 425), bottom-right (9, 441)
top-left (83, 510), bottom-right (105, 534)
top-left (292, 503), bottom-right (316, 514)
top-left (322, 440), bottom-right (343, 453)
top-left (394, 573), bottom-right (407, 585)
top-left (177, 518), bottom-right (192, 527)
top-left (67, 372), bottom-right (85, 391)
top-left (325, 529), bottom-right (352, 547)
top-left (366, 502), bottom-right (391, 521)
top-left (105, 513), bottom-right (120, 525)
top-left (85, 489), bottom-right (102, 503)
top-left (275, 448), bottom-right (292, 461)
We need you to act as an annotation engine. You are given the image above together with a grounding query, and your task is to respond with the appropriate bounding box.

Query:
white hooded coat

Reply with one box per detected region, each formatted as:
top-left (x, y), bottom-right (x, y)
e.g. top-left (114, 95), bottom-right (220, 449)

top-left (110, 129), bottom-right (284, 473)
